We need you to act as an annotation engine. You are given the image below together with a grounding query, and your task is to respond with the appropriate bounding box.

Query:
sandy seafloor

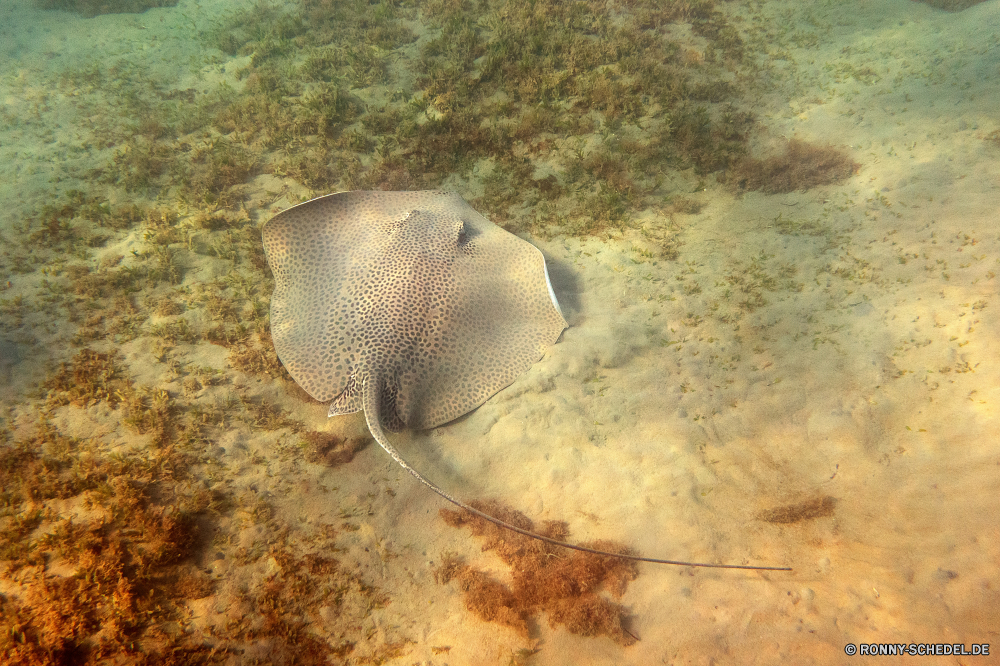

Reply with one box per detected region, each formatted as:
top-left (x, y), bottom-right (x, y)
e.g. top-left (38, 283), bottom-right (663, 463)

top-left (1, 0), bottom-right (999, 663)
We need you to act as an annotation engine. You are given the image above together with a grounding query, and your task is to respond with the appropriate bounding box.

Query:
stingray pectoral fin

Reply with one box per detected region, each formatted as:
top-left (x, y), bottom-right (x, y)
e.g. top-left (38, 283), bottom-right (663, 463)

top-left (360, 373), bottom-right (790, 572)
top-left (540, 252), bottom-right (564, 318)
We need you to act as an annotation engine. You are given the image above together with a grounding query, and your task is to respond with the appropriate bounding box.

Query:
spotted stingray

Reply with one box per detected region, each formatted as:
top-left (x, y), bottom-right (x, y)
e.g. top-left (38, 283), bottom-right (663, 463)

top-left (262, 190), bottom-right (788, 571)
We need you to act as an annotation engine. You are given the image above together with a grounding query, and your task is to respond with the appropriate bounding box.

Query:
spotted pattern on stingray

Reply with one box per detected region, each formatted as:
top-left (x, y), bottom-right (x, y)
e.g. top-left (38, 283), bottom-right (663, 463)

top-left (262, 190), bottom-right (567, 430)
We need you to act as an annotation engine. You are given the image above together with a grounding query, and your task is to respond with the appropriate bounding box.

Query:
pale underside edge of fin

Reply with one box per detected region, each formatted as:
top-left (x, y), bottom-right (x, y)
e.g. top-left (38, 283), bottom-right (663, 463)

top-left (541, 254), bottom-right (563, 318)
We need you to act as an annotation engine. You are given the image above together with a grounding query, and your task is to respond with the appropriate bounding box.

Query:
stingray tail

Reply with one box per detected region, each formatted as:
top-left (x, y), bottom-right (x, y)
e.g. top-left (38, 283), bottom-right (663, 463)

top-left (359, 373), bottom-right (789, 572)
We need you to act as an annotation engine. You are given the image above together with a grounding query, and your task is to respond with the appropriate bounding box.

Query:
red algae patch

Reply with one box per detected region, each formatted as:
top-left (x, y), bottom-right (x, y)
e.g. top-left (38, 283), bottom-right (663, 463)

top-left (436, 500), bottom-right (639, 646)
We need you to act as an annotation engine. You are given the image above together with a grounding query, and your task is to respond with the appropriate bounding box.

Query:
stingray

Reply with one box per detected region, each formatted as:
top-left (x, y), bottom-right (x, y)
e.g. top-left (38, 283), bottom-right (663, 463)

top-left (262, 190), bottom-right (788, 571)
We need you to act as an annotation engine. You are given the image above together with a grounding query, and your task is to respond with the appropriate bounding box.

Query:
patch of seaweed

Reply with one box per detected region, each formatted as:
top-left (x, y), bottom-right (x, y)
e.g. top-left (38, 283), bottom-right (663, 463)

top-left (910, 0), bottom-right (986, 10)
top-left (35, 0), bottom-right (177, 17)
top-left (227, 332), bottom-right (284, 377)
top-left (302, 431), bottom-right (369, 467)
top-left (190, 0), bottom-right (760, 237)
top-left (0, 417), bottom-right (213, 664)
top-left (724, 139), bottom-right (859, 194)
top-left (42, 349), bottom-right (127, 408)
top-left (758, 496), bottom-right (837, 524)
top-left (1, 348), bottom-right (396, 664)
top-left (436, 500), bottom-right (639, 645)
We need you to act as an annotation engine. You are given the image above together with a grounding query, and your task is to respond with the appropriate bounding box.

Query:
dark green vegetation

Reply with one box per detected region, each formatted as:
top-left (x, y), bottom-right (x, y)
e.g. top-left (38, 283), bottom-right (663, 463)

top-left (201, 0), bottom-right (761, 236)
top-left (35, 0), bottom-right (178, 17)
top-left (27, 0), bottom-right (856, 244)
top-left (910, 0), bottom-right (987, 10)
top-left (196, 0), bottom-right (853, 236)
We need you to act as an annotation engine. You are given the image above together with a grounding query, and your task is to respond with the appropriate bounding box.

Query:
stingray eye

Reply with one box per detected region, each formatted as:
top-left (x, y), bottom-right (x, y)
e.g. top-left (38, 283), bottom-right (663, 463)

top-left (456, 223), bottom-right (469, 248)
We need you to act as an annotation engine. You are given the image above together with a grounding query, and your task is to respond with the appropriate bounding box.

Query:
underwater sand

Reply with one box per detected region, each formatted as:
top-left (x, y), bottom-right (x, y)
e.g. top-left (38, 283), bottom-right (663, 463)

top-left (1, 0), bottom-right (998, 663)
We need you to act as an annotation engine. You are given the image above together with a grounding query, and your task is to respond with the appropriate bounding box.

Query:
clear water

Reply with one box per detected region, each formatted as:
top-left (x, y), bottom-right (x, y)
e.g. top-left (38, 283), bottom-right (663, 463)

top-left (0, 0), bottom-right (997, 663)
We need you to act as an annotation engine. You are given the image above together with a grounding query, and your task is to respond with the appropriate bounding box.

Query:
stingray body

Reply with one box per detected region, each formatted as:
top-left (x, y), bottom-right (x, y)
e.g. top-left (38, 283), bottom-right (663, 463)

top-left (263, 190), bottom-right (788, 571)
top-left (263, 190), bottom-right (566, 430)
